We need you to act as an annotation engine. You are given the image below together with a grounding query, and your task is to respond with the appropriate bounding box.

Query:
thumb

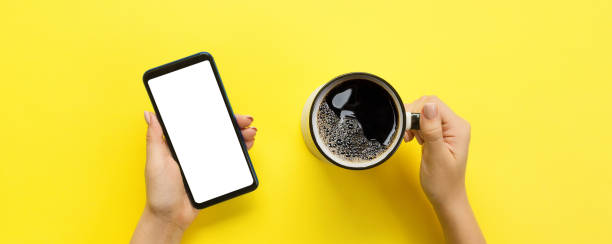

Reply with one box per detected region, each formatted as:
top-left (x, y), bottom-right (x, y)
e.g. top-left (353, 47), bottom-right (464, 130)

top-left (419, 103), bottom-right (447, 153)
top-left (145, 111), bottom-right (170, 159)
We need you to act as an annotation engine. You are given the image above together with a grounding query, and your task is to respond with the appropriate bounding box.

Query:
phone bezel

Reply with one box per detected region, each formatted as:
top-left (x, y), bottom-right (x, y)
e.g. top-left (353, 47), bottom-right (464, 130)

top-left (143, 52), bottom-right (258, 209)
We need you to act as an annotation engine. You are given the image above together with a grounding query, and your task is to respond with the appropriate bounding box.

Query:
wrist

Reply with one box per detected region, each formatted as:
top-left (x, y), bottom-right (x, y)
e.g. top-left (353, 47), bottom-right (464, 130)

top-left (429, 190), bottom-right (486, 244)
top-left (430, 188), bottom-right (474, 226)
top-left (429, 187), bottom-right (469, 211)
top-left (144, 205), bottom-right (186, 231)
top-left (132, 206), bottom-right (185, 244)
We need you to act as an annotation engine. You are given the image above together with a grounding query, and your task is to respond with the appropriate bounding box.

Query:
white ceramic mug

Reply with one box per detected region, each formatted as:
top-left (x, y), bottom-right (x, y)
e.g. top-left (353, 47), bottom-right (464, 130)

top-left (300, 72), bottom-right (420, 170)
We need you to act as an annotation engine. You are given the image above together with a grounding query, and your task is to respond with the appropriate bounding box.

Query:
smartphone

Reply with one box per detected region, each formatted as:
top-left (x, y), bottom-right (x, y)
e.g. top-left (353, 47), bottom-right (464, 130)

top-left (143, 52), bottom-right (258, 209)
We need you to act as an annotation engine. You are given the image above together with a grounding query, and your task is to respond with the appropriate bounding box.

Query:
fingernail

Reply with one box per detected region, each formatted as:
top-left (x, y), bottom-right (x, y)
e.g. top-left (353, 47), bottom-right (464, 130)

top-left (423, 103), bottom-right (437, 119)
top-left (144, 111), bottom-right (150, 124)
top-left (252, 127), bottom-right (257, 132)
top-left (247, 116), bottom-right (253, 122)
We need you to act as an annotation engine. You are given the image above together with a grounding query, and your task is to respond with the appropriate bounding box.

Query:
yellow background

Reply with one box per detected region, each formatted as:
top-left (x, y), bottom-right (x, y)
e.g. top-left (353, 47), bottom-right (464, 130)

top-left (1, 0), bottom-right (611, 243)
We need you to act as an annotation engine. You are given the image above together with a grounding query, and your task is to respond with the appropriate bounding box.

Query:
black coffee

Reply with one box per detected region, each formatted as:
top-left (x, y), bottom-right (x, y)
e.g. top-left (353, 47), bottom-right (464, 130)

top-left (316, 79), bottom-right (398, 162)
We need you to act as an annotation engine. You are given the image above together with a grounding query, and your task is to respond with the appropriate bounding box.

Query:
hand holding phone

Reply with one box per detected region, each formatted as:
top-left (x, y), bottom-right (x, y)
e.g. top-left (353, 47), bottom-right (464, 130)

top-left (143, 53), bottom-right (258, 209)
top-left (133, 52), bottom-right (259, 243)
top-left (131, 112), bottom-right (257, 244)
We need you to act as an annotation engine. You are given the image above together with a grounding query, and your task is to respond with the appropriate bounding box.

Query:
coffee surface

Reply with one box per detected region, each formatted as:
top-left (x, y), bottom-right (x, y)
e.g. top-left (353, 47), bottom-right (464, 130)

top-left (316, 79), bottom-right (398, 162)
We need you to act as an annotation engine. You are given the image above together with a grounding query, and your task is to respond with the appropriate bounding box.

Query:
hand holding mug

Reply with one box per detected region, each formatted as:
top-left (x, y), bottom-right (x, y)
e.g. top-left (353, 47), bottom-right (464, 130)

top-left (404, 96), bottom-right (485, 244)
top-left (404, 96), bottom-right (471, 206)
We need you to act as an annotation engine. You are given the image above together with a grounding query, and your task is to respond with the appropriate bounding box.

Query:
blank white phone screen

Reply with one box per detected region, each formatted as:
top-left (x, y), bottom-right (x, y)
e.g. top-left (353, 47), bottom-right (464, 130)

top-left (148, 60), bottom-right (253, 204)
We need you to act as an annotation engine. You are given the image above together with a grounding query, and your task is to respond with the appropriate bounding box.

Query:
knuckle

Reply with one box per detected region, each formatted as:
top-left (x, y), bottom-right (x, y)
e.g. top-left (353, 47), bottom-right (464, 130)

top-left (421, 125), bottom-right (442, 140)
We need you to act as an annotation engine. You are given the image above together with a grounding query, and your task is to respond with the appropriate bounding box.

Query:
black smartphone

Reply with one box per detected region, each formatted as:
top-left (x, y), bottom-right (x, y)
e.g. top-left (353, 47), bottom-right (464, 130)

top-left (143, 52), bottom-right (258, 209)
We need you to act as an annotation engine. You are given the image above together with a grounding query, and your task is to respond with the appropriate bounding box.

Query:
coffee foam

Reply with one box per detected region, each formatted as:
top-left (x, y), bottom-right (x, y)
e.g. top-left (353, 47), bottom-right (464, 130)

top-left (316, 102), bottom-right (387, 163)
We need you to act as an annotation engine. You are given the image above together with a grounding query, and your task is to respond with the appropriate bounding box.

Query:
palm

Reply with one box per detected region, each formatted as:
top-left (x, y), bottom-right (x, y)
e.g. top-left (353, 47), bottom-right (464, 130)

top-left (143, 112), bottom-right (256, 230)
top-left (145, 150), bottom-right (199, 229)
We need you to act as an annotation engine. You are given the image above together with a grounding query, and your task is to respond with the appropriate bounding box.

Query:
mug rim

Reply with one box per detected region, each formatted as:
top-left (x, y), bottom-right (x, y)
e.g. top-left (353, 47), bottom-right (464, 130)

top-left (308, 72), bottom-right (406, 170)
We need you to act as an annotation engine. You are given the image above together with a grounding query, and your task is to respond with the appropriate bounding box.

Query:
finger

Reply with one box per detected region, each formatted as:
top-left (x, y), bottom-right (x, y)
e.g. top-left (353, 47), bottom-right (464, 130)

top-left (404, 102), bottom-right (415, 112)
top-left (415, 96), bottom-right (457, 124)
top-left (420, 103), bottom-right (444, 142)
top-left (405, 98), bottom-right (425, 140)
top-left (245, 140), bottom-right (254, 150)
top-left (415, 132), bottom-right (424, 145)
top-left (241, 127), bottom-right (257, 141)
top-left (407, 96), bottom-right (427, 113)
top-left (404, 131), bottom-right (414, 142)
top-left (410, 96), bottom-right (459, 144)
top-left (404, 102), bottom-right (419, 143)
top-left (145, 111), bottom-right (170, 159)
top-left (235, 114), bottom-right (254, 128)
top-left (419, 103), bottom-right (449, 155)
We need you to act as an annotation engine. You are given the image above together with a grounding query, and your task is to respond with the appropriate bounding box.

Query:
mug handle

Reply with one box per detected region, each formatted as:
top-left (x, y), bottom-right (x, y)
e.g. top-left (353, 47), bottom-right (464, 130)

top-left (406, 112), bottom-right (421, 130)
